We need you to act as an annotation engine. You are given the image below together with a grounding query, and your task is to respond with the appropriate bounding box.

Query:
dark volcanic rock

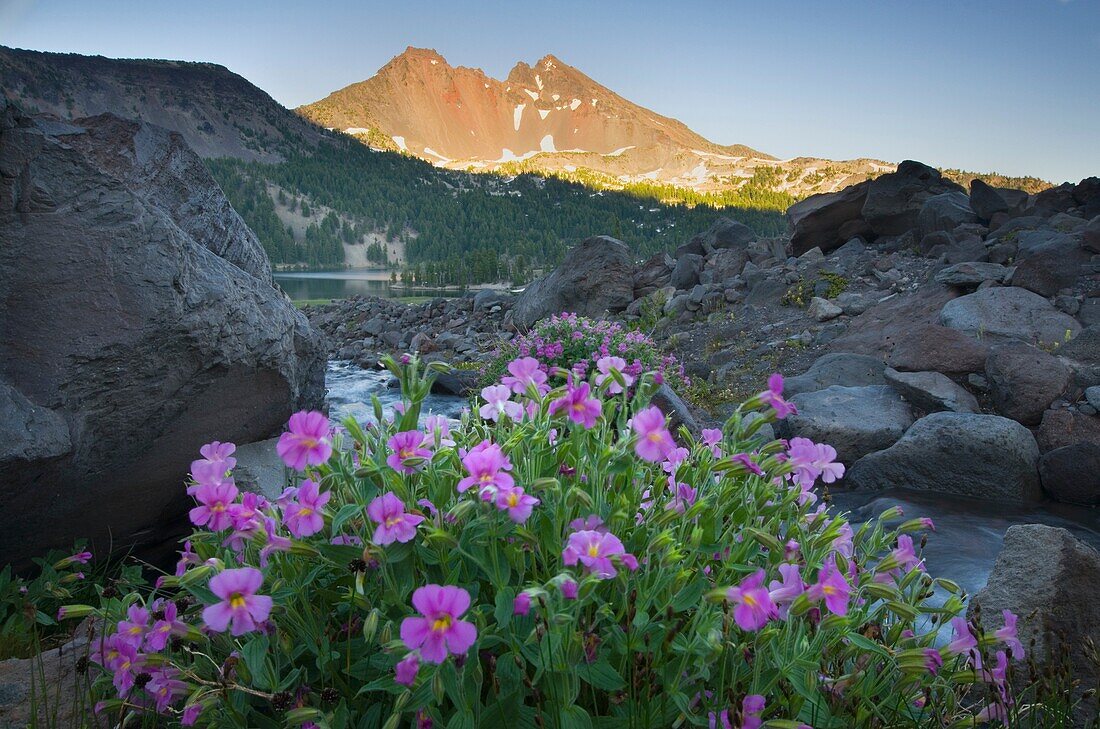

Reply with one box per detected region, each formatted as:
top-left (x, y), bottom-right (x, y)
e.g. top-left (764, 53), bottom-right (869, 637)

top-left (940, 286), bottom-right (1081, 346)
top-left (826, 286), bottom-right (957, 360)
top-left (787, 179), bottom-right (870, 255)
top-left (846, 412), bottom-right (1041, 502)
top-left (633, 252), bottom-right (673, 298)
top-left (884, 324), bottom-right (989, 375)
top-left (883, 367), bottom-right (979, 413)
top-left (1039, 443), bottom-right (1100, 505)
top-left (0, 103), bottom-right (324, 569)
top-left (512, 235), bottom-right (635, 329)
top-left (861, 160), bottom-right (966, 237)
top-left (783, 352), bottom-right (886, 397)
top-left (691, 217), bottom-right (757, 254)
top-left (780, 385), bottom-right (913, 464)
top-left (1036, 408), bottom-right (1100, 452)
top-left (917, 191), bottom-right (976, 237)
top-left (969, 179), bottom-right (1027, 221)
top-left (985, 342), bottom-right (1070, 425)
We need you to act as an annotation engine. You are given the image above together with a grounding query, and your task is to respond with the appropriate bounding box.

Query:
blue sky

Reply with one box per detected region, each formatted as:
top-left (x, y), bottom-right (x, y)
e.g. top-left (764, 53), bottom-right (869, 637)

top-left (2, 0), bottom-right (1098, 182)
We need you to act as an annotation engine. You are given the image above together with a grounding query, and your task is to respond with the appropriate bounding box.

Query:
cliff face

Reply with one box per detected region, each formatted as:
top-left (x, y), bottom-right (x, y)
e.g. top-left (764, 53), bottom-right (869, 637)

top-left (0, 101), bottom-right (326, 568)
top-left (0, 45), bottom-right (323, 161)
top-left (299, 47), bottom-right (890, 194)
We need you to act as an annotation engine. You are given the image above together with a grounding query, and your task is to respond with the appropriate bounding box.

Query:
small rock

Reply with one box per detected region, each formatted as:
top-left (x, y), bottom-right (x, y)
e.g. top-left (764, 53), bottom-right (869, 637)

top-left (807, 296), bottom-right (843, 322)
top-left (933, 261), bottom-right (1012, 289)
top-left (1087, 386), bottom-right (1100, 411)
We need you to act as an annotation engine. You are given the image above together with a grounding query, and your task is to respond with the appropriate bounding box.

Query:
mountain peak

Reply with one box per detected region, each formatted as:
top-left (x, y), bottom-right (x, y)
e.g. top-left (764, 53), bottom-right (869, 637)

top-left (393, 46), bottom-right (449, 67)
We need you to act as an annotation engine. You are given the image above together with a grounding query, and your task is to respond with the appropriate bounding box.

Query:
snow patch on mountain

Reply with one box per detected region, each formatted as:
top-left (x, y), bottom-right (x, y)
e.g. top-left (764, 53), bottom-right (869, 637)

top-left (538, 109), bottom-right (550, 120)
top-left (539, 135), bottom-right (556, 152)
top-left (392, 135), bottom-right (407, 151)
top-left (513, 104), bottom-right (525, 131)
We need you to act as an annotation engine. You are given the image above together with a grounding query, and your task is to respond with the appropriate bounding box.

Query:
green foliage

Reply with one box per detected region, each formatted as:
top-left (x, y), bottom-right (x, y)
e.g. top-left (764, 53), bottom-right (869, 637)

top-left (781, 272), bottom-right (849, 308)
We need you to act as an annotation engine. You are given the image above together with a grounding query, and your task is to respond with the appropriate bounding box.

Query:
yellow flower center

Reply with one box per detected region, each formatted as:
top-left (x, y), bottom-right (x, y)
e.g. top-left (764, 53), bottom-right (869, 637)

top-left (127, 625), bottom-right (142, 635)
top-left (400, 448), bottom-right (415, 458)
top-left (211, 503), bottom-right (226, 513)
top-left (507, 492), bottom-right (520, 507)
top-left (301, 437), bottom-right (318, 448)
top-left (480, 473), bottom-right (492, 482)
top-left (385, 515), bottom-right (404, 527)
top-left (229, 593), bottom-right (247, 610)
top-left (587, 544), bottom-right (600, 558)
top-left (743, 594), bottom-right (757, 607)
top-left (823, 585), bottom-right (837, 596)
top-left (431, 614), bottom-right (452, 632)
top-left (298, 507), bottom-right (313, 518)
top-left (647, 432), bottom-right (664, 442)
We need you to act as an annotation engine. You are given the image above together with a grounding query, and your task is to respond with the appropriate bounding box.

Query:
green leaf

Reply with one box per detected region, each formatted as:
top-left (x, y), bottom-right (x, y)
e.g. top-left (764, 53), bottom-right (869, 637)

top-left (240, 634), bottom-right (273, 690)
top-left (331, 502), bottom-right (363, 536)
top-left (559, 705), bottom-right (593, 729)
top-left (575, 660), bottom-right (625, 691)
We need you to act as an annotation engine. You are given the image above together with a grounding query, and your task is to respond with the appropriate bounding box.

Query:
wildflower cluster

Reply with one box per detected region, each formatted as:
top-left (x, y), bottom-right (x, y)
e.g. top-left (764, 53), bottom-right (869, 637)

top-left (486, 311), bottom-right (688, 389)
top-left (65, 353), bottom-right (1027, 727)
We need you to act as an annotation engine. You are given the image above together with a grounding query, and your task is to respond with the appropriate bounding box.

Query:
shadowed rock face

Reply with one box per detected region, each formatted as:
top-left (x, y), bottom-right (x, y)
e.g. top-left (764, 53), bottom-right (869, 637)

top-left (0, 101), bottom-right (325, 568)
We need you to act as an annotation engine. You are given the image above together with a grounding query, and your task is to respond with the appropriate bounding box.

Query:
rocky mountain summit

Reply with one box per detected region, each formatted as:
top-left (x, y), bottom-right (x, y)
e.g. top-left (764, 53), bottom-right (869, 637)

top-left (0, 101), bottom-right (325, 568)
top-left (298, 47), bottom-right (893, 195)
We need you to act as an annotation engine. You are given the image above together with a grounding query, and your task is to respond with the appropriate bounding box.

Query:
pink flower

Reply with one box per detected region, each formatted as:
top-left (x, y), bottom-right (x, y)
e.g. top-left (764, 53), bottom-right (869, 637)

top-left (181, 704), bottom-right (203, 726)
top-left (283, 479), bottom-right (331, 538)
top-left (726, 570), bottom-right (778, 631)
top-left (550, 382), bottom-right (602, 428)
top-left (667, 478), bottom-right (697, 515)
top-left (806, 559), bottom-right (851, 616)
top-left (457, 440), bottom-right (514, 495)
top-left (732, 453), bottom-right (764, 476)
top-left (501, 357), bottom-right (548, 396)
top-left (513, 593), bottom-right (532, 616)
top-left (923, 648), bottom-right (943, 675)
top-left (786, 437), bottom-right (844, 487)
top-left (761, 373), bottom-right (797, 419)
top-left (595, 356), bottom-right (634, 394)
top-left (741, 694), bottom-right (766, 729)
top-left (175, 541), bottom-right (199, 577)
top-left (701, 428), bottom-right (723, 456)
top-left (767, 563), bottom-right (804, 619)
top-left (276, 411), bottom-right (332, 471)
top-left (560, 579), bottom-right (579, 600)
top-left (395, 652), bottom-right (420, 686)
top-left (367, 492), bottom-right (425, 545)
top-left (479, 385), bottom-right (524, 422)
top-left (387, 430), bottom-right (433, 474)
top-left (259, 517), bottom-right (291, 567)
top-left (563, 530), bottom-right (634, 579)
top-left (202, 568), bottom-right (273, 636)
top-left (495, 485), bottom-right (539, 523)
top-left (117, 604), bottom-right (150, 646)
top-left (145, 601), bottom-right (186, 651)
top-left (189, 481), bottom-right (239, 532)
top-left (423, 414), bottom-right (455, 448)
top-left (67, 550), bottom-right (93, 565)
top-left (631, 405), bottom-right (675, 462)
top-left (946, 617), bottom-right (977, 655)
top-left (995, 610), bottom-right (1024, 660)
top-left (569, 515), bottom-right (607, 533)
top-left (147, 666), bottom-right (188, 712)
top-left (399, 585), bottom-right (478, 664)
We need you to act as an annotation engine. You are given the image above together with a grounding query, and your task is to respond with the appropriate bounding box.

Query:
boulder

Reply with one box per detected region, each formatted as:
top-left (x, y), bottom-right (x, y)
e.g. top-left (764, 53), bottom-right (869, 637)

top-left (933, 262), bottom-right (1012, 290)
top-left (940, 286), bottom-right (1082, 346)
top-left (917, 191), bottom-right (977, 237)
top-left (1074, 177), bottom-right (1100, 219)
top-left (632, 251), bottom-right (674, 298)
top-left (1083, 216), bottom-right (1100, 253)
top-left (845, 412), bottom-right (1041, 502)
top-left (807, 296), bottom-right (842, 322)
top-left (1039, 443), bottom-right (1100, 505)
top-left (861, 160), bottom-right (966, 237)
top-left (512, 236), bottom-right (635, 328)
top-left (431, 368), bottom-right (481, 397)
top-left (1029, 182), bottom-right (1077, 217)
top-left (780, 385), bottom-right (913, 464)
top-left (1035, 408), bottom-right (1100, 452)
top-left (700, 247), bottom-right (750, 285)
top-left (670, 253), bottom-right (704, 290)
top-left (883, 367), bottom-right (980, 413)
top-left (1009, 231), bottom-right (1086, 297)
top-left (651, 384), bottom-right (699, 435)
top-left (0, 623), bottom-right (95, 726)
top-left (884, 324), bottom-right (989, 375)
top-left (232, 437), bottom-right (288, 501)
top-left (783, 352), bottom-right (887, 397)
top-left (969, 179), bottom-right (1028, 221)
top-left (985, 342), bottom-right (1070, 425)
top-left (691, 217), bottom-right (757, 254)
top-left (1059, 325), bottom-right (1100, 388)
top-left (472, 289), bottom-right (513, 310)
top-left (827, 286), bottom-right (958, 360)
top-left (0, 106), bottom-right (324, 569)
top-left (787, 179), bottom-right (871, 255)
top-left (970, 525), bottom-right (1100, 693)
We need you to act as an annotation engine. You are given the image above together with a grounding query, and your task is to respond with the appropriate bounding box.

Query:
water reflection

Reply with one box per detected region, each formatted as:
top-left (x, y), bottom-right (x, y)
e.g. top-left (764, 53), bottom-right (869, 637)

top-left (274, 270), bottom-right (470, 301)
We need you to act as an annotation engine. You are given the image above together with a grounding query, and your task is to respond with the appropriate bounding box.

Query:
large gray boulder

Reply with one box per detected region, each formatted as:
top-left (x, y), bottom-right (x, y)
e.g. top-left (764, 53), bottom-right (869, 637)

top-left (985, 342), bottom-right (1070, 425)
top-left (1009, 230), bottom-right (1086, 297)
top-left (861, 160), bottom-right (966, 237)
top-left (787, 179), bottom-right (871, 255)
top-left (846, 412), bottom-right (1041, 502)
top-left (970, 525), bottom-right (1100, 697)
top-left (940, 286), bottom-right (1082, 346)
top-left (783, 352), bottom-right (887, 397)
top-left (512, 235), bottom-right (635, 329)
top-left (780, 385), bottom-right (913, 464)
top-left (632, 251), bottom-right (673, 299)
top-left (691, 217), bottom-right (757, 254)
top-left (917, 191), bottom-right (977, 237)
top-left (0, 104), bottom-right (325, 568)
top-left (884, 324), bottom-right (989, 375)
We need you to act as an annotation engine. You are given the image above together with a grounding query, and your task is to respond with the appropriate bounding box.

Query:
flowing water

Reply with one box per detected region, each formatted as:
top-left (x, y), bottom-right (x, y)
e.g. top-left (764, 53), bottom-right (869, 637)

top-left (324, 360), bottom-right (1100, 603)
